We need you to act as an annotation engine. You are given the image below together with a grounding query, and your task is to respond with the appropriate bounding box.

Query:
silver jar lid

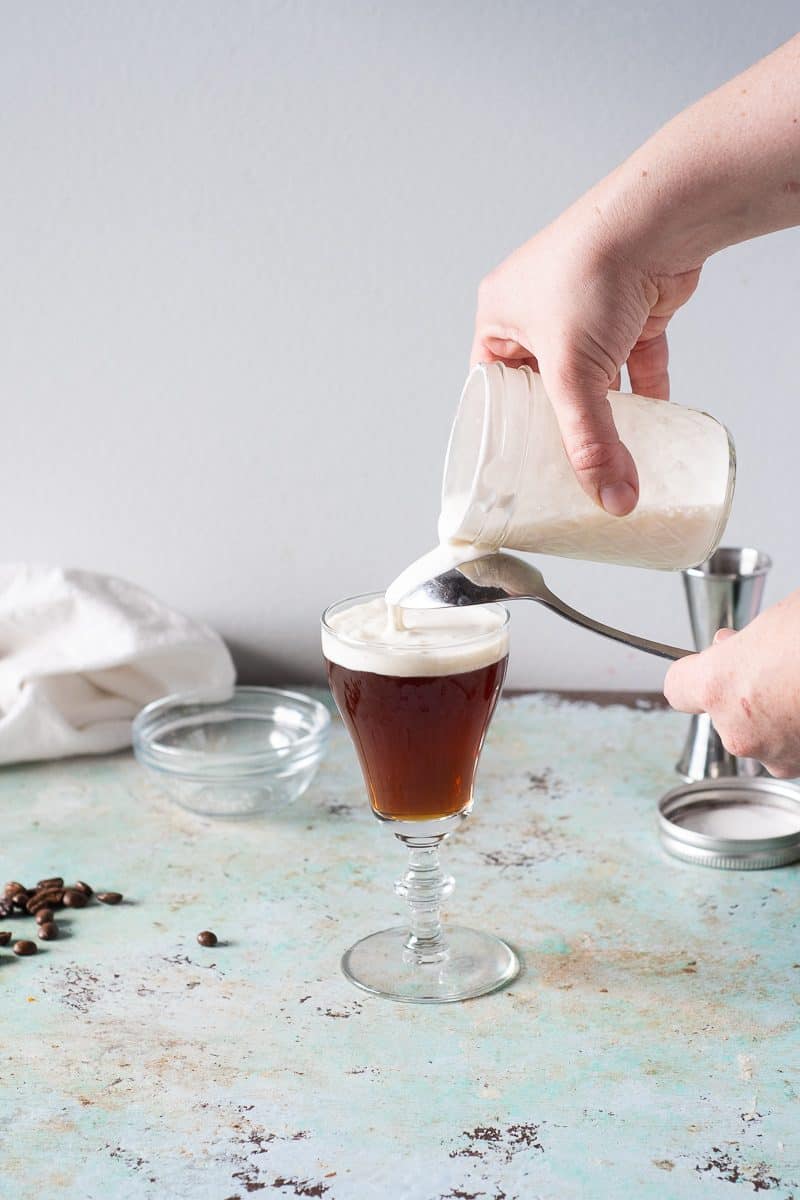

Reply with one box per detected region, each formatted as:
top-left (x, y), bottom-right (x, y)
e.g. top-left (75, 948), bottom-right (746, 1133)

top-left (659, 776), bottom-right (800, 870)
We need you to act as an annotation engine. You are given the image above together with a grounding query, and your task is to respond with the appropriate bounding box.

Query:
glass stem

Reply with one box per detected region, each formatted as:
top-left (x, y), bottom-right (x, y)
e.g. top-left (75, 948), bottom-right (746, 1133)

top-left (394, 834), bottom-right (454, 964)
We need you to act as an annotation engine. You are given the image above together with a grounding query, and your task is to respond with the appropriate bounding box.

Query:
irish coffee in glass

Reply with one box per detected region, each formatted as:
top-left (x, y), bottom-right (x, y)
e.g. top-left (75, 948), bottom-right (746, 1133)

top-left (322, 593), bottom-right (518, 1003)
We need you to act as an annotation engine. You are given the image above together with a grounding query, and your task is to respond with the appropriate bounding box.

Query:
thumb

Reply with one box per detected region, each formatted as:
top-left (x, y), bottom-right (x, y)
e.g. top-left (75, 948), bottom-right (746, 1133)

top-left (713, 627), bottom-right (737, 645)
top-left (540, 358), bottom-right (639, 516)
top-left (663, 651), bottom-right (710, 715)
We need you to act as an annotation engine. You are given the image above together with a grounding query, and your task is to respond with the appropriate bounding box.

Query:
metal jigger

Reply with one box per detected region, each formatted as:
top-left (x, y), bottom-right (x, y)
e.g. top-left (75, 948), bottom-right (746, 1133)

top-left (677, 547), bottom-right (772, 781)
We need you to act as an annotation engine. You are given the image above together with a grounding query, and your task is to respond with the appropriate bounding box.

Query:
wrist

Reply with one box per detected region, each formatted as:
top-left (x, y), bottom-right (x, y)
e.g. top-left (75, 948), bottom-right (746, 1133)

top-left (586, 150), bottom-right (718, 278)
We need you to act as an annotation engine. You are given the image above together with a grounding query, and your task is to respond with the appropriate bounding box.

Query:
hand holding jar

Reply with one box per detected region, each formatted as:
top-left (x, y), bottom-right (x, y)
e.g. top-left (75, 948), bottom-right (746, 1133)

top-left (471, 32), bottom-right (800, 773)
top-left (471, 35), bottom-right (800, 518)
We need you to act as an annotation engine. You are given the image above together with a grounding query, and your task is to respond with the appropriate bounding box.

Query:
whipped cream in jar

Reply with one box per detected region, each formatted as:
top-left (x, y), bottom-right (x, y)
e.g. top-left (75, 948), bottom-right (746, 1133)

top-left (436, 362), bottom-right (735, 571)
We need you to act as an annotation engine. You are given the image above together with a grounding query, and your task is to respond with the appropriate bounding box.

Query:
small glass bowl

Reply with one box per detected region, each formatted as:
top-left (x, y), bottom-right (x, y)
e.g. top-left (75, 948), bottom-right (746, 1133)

top-left (132, 686), bottom-right (331, 819)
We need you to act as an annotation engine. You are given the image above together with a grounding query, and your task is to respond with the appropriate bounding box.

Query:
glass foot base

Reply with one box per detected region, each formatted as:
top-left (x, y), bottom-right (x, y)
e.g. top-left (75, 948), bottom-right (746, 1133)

top-left (341, 925), bottom-right (520, 1004)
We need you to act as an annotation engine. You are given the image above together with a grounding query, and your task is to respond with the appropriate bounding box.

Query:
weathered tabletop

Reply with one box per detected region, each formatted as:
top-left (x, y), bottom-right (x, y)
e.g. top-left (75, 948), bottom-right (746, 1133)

top-left (2, 692), bottom-right (799, 1199)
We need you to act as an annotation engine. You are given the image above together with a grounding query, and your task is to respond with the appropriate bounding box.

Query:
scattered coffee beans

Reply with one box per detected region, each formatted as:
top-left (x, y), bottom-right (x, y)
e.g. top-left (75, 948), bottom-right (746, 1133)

top-left (0, 880), bottom-right (222, 974)
top-left (0, 877), bottom-right (124, 964)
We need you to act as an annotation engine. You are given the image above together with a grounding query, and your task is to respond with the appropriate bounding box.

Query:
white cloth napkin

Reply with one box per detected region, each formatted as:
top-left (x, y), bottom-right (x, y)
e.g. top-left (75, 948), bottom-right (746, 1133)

top-left (0, 564), bottom-right (235, 764)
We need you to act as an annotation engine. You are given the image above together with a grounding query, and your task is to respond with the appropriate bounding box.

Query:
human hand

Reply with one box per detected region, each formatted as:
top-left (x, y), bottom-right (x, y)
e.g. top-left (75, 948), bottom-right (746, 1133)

top-left (664, 592), bottom-right (800, 778)
top-left (471, 33), bottom-right (800, 517)
top-left (471, 190), bottom-right (701, 516)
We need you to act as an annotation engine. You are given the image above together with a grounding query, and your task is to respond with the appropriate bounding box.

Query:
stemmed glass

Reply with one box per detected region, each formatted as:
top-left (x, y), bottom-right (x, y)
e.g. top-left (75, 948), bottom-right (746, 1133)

top-left (321, 592), bottom-right (519, 1003)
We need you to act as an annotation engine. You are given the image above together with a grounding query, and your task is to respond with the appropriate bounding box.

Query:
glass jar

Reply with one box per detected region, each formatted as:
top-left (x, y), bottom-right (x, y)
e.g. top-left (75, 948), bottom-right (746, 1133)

top-left (438, 363), bottom-right (736, 570)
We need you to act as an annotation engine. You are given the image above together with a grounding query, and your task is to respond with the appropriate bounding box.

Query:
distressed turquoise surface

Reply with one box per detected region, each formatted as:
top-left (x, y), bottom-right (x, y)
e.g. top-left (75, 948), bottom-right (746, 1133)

top-left (1, 692), bottom-right (799, 1199)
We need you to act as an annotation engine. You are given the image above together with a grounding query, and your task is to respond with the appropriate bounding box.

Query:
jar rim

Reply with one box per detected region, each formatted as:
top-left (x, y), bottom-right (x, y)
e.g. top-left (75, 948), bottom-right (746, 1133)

top-left (439, 362), bottom-right (531, 548)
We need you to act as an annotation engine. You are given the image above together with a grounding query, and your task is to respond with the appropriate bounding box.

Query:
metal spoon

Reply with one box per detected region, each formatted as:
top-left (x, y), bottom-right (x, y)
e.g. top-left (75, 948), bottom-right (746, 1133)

top-left (397, 552), bottom-right (691, 661)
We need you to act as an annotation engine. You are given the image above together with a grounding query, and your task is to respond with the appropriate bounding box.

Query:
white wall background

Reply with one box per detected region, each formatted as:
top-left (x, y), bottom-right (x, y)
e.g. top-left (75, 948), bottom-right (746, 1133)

top-left (1, 1), bottom-right (798, 690)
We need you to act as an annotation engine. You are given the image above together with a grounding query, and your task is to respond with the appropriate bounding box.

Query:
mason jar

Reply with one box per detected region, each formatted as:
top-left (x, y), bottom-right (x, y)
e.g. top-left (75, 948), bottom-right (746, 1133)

top-left (438, 362), bottom-right (736, 570)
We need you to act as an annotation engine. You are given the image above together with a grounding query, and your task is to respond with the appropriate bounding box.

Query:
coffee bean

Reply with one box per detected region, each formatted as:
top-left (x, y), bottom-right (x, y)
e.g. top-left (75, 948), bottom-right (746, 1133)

top-left (73, 881), bottom-right (93, 897)
top-left (13, 940), bottom-right (37, 956)
top-left (197, 930), bottom-right (217, 947)
top-left (0, 901), bottom-right (13, 919)
top-left (0, 931), bottom-right (11, 946)
top-left (35, 908), bottom-right (54, 925)
top-left (37, 922), bottom-right (58, 941)
top-left (11, 891), bottom-right (30, 911)
top-left (36, 876), bottom-right (64, 890)
top-left (63, 889), bottom-right (88, 909)
top-left (4, 881), bottom-right (25, 899)
top-left (27, 889), bottom-right (63, 914)
top-left (96, 892), bottom-right (122, 905)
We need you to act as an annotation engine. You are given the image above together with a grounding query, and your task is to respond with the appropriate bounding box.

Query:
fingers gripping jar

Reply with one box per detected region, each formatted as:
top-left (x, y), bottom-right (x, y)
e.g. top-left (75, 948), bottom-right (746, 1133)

top-left (439, 363), bottom-right (736, 570)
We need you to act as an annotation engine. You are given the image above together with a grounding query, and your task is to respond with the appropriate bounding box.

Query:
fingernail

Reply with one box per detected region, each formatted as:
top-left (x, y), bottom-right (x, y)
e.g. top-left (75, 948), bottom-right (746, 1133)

top-left (599, 481), bottom-right (637, 516)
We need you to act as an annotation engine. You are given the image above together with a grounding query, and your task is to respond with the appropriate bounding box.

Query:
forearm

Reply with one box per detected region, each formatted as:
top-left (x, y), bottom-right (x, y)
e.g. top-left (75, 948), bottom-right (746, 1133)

top-left (593, 34), bottom-right (800, 273)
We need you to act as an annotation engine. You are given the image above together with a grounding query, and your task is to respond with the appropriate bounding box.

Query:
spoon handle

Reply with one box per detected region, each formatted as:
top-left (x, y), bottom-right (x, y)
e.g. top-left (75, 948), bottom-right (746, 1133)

top-left (533, 591), bottom-right (692, 662)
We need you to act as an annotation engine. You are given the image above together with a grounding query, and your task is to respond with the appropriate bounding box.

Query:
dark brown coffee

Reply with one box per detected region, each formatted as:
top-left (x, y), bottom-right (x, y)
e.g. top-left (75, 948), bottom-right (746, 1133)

top-left (326, 657), bottom-right (507, 821)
